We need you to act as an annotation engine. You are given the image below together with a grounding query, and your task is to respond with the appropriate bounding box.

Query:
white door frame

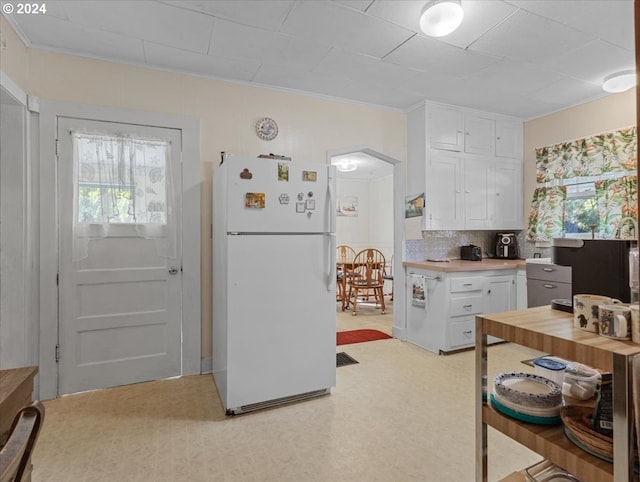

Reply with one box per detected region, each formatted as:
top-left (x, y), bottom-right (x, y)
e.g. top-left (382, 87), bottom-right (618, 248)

top-left (326, 146), bottom-right (405, 340)
top-left (38, 100), bottom-right (201, 400)
top-left (0, 71), bottom-right (37, 369)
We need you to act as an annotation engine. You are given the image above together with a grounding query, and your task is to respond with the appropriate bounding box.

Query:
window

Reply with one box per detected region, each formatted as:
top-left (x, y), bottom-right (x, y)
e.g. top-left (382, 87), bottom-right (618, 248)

top-left (73, 132), bottom-right (170, 224)
top-left (563, 179), bottom-right (597, 236)
top-left (562, 171), bottom-right (635, 238)
top-left (528, 126), bottom-right (637, 242)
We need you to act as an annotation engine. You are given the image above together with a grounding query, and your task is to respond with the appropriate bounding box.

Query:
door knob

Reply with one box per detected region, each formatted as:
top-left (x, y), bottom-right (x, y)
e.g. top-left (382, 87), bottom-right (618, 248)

top-left (169, 266), bottom-right (179, 275)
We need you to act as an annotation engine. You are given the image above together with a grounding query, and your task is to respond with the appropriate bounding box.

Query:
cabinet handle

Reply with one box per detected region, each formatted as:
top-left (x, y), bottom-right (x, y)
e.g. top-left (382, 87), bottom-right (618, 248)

top-left (463, 304), bottom-right (473, 310)
top-left (463, 283), bottom-right (473, 287)
top-left (543, 284), bottom-right (557, 289)
top-left (497, 136), bottom-right (501, 140)
top-left (463, 330), bottom-right (473, 335)
top-left (455, 190), bottom-right (461, 193)
top-left (542, 268), bottom-right (555, 272)
top-left (465, 190), bottom-right (471, 193)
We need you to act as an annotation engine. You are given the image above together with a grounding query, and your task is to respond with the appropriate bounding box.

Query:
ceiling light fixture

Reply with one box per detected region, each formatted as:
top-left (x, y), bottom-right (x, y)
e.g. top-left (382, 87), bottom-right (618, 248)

top-left (602, 70), bottom-right (636, 93)
top-left (419, 0), bottom-right (464, 37)
top-left (335, 160), bottom-right (357, 172)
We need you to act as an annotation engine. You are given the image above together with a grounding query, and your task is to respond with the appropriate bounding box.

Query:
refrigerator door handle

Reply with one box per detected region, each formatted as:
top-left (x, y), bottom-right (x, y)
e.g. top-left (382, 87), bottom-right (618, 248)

top-left (327, 168), bottom-right (336, 234)
top-left (327, 233), bottom-right (336, 292)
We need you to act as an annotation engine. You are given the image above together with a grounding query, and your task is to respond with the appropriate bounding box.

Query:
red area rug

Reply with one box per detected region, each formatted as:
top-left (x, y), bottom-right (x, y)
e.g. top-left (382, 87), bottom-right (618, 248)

top-left (336, 329), bottom-right (392, 345)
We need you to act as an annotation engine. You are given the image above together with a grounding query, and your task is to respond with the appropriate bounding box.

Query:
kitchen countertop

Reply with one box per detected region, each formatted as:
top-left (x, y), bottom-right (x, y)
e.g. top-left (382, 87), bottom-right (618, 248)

top-left (403, 258), bottom-right (526, 272)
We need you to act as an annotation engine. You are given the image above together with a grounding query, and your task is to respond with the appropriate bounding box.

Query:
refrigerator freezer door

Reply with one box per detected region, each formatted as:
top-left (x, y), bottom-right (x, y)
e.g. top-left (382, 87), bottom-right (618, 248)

top-left (224, 233), bottom-right (336, 410)
top-left (225, 157), bottom-right (333, 234)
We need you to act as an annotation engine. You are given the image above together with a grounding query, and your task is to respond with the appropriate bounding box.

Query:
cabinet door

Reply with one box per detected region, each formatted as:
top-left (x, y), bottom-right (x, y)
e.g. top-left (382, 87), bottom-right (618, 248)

top-left (485, 274), bottom-right (515, 314)
top-left (429, 106), bottom-right (464, 152)
top-left (463, 158), bottom-right (492, 229)
top-left (426, 151), bottom-right (463, 229)
top-left (495, 120), bottom-right (523, 158)
top-left (493, 160), bottom-right (523, 229)
top-left (516, 270), bottom-right (527, 310)
top-left (464, 115), bottom-right (494, 155)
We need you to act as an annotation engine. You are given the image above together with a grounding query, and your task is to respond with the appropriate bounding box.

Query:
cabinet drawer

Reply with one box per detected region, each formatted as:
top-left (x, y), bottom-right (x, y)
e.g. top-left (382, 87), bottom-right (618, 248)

top-left (526, 263), bottom-right (571, 283)
top-left (526, 279), bottom-right (572, 308)
top-left (450, 319), bottom-right (475, 348)
top-left (450, 277), bottom-right (484, 293)
top-left (450, 295), bottom-right (483, 317)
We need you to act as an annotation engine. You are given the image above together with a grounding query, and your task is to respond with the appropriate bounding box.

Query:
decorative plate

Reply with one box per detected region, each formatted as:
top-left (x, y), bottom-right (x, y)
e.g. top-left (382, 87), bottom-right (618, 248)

top-left (490, 393), bottom-right (561, 425)
top-left (492, 389), bottom-right (561, 418)
top-left (494, 371), bottom-right (562, 409)
top-left (255, 117), bottom-right (278, 141)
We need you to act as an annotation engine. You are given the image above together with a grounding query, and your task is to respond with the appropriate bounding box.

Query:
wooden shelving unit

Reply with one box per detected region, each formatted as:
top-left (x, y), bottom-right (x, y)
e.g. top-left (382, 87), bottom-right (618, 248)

top-left (475, 306), bottom-right (640, 482)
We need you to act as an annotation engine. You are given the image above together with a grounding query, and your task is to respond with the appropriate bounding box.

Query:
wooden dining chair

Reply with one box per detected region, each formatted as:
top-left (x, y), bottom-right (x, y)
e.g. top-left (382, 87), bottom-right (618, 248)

top-left (347, 248), bottom-right (386, 316)
top-left (0, 401), bottom-right (45, 482)
top-left (336, 245), bottom-right (357, 310)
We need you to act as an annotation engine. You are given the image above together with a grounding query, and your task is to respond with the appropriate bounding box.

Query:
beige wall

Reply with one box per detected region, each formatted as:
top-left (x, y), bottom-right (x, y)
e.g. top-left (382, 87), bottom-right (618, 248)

top-left (523, 89), bottom-right (637, 226)
top-left (0, 18), bottom-right (29, 89)
top-left (0, 19), bottom-right (406, 362)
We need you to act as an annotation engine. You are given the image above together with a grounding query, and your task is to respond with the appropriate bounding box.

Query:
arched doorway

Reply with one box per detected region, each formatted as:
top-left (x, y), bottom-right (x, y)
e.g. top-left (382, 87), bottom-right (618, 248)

top-left (326, 146), bottom-right (405, 339)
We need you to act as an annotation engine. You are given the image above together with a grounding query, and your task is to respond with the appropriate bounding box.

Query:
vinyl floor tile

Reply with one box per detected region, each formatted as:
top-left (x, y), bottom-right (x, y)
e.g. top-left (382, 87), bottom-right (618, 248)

top-left (32, 302), bottom-right (545, 481)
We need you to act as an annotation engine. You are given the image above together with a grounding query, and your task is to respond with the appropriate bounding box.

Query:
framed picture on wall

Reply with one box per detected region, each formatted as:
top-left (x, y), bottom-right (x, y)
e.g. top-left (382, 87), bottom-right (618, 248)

top-left (405, 193), bottom-right (424, 219)
top-left (336, 196), bottom-right (358, 217)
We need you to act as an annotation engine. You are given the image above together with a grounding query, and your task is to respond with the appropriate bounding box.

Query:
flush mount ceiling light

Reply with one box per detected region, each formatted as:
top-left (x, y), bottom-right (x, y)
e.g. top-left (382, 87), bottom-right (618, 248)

top-left (334, 160), bottom-right (357, 172)
top-left (602, 70), bottom-right (636, 93)
top-left (419, 0), bottom-right (464, 37)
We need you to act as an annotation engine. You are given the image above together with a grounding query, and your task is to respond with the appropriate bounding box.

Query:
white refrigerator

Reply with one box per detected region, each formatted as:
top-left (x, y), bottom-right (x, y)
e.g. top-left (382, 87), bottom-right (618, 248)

top-left (212, 156), bottom-right (337, 415)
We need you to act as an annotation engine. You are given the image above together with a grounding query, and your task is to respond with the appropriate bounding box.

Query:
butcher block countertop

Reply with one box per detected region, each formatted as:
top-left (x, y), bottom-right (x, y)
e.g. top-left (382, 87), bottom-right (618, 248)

top-left (403, 258), bottom-right (526, 272)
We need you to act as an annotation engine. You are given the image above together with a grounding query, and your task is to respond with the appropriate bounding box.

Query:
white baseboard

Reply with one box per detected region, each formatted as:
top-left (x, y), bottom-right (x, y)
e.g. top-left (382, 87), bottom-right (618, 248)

top-left (200, 356), bottom-right (212, 374)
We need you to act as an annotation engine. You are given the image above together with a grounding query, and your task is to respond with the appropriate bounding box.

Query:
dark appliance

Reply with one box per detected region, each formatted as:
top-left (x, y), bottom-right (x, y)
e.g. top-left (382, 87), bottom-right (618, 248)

top-left (460, 244), bottom-right (482, 261)
top-left (495, 233), bottom-right (518, 259)
top-left (553, 239), bottom-right (634, 303)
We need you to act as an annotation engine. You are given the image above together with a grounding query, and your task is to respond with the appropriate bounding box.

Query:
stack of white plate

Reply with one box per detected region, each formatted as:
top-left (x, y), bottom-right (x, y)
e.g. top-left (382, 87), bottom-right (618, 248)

top-left (491, 372), bottom-right (563, 425)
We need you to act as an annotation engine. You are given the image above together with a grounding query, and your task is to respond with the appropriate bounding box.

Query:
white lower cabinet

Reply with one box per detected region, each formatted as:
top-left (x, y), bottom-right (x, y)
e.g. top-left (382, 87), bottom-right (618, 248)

top-left (406, 268), bottom-right (516, 354)
top-left (516, 269), bottom-right (527, 309)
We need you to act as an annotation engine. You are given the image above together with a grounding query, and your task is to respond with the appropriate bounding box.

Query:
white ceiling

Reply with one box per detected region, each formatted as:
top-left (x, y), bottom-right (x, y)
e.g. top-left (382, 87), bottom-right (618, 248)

top-left (4, 0), bottom-right (635, 120)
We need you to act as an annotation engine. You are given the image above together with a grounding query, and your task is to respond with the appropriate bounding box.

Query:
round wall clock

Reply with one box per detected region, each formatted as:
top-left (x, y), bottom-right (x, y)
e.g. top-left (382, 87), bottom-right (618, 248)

top-left (255, 117), bottom-right (278, 141)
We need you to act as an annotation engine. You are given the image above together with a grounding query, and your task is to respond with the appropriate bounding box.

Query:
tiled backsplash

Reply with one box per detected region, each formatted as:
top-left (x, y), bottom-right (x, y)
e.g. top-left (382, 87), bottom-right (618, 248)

top-left (405, 231), bottom-right (551, 261)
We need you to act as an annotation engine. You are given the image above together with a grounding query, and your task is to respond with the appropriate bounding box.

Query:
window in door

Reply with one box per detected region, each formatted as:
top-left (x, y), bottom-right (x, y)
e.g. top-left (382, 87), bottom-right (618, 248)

top-left (73, 132), bottom-right (170, 225)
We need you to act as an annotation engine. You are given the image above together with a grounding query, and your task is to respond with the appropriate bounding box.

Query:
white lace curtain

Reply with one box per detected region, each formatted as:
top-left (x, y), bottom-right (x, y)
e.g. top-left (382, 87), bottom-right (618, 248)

top-left (71, 131), bottom-right (175, 260)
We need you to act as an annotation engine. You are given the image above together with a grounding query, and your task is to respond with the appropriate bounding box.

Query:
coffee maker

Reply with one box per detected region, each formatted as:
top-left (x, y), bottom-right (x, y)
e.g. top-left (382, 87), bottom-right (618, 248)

top-left (496, 233), bottom-right (518, 259)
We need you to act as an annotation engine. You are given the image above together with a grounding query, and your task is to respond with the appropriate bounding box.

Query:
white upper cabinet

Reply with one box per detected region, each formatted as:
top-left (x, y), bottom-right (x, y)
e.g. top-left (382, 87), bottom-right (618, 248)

top-left (426, 150), bottom-right (464, 230)
top-left (428, 104), bottom-right (521, 159)
top-left (463, 157), bottom-right (493, 229)
top-left (494, 160), bottom-right (523, 229)
top-left (425, 151), bottom-right (494, 230)
top-left (464, 115), bottom-right (494, 156)
top-left (429, 106), bottom-right (464, 151)
top-left (495, 120), bottom-right (523, 159)
top-left (409, 101), bottom-right (525, 231)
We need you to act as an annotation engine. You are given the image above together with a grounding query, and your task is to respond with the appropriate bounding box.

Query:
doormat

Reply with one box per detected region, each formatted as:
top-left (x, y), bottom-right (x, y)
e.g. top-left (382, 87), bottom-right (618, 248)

top-left (336, 352), bottom-right (358, 367)
top-left (337, 329), bottom-right (392, 346)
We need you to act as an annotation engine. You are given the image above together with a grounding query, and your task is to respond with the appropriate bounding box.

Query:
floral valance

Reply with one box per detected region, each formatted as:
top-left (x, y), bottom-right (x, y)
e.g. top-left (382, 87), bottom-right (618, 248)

top-left (535, 126), bottom-right (637, 183)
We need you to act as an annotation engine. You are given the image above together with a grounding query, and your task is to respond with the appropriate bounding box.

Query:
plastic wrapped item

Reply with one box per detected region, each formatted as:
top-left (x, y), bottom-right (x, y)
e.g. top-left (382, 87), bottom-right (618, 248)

top-left (533, 357), bottom-right (567, 386)
top-left (524, 459), bottom-right (581, 481)
top-left (562, 363), bottom-right (601, 401)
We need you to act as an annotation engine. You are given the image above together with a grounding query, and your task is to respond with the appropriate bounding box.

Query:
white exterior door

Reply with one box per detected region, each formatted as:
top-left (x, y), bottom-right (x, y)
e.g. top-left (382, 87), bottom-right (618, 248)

top-left (57, 117), bottom-right (182, 395)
